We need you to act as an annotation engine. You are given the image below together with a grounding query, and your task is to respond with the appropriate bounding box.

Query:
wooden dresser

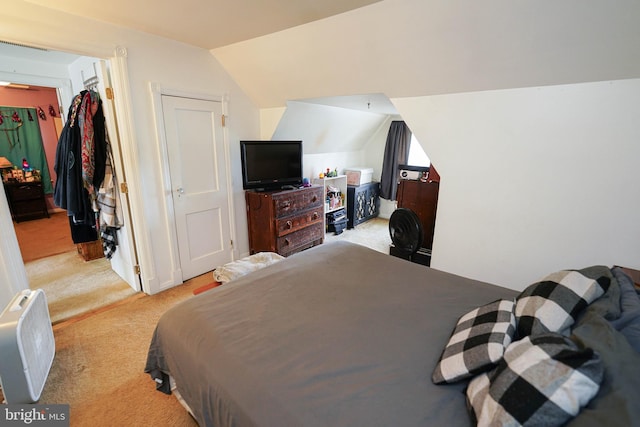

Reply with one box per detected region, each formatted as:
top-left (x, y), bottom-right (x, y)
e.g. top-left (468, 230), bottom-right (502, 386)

top-left (396, 180), bottom-right (439, 249)
top-left (245, 186), bottom-right (324, 257)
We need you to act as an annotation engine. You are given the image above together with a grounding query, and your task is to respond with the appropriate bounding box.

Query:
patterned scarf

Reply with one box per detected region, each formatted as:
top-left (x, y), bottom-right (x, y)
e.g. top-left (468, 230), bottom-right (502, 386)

top-left (77, 91), bottom-right (100, 205)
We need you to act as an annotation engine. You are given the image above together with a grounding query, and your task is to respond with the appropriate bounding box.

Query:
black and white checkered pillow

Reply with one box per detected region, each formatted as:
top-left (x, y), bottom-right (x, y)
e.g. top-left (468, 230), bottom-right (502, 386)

top-left (515, 266), bottom-right (612, 337)
top-left (432, 299), bottom-right (516, 384)
top-left (466, 333), bottom-right (603, 426)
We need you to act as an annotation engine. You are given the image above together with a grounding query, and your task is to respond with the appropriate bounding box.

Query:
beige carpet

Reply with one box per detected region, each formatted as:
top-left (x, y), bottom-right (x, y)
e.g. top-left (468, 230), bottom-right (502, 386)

top-left (26, 251), bottom-right (139, 324)
top-left (37, 274), bottom-right (211, 427)
top-left (325, 217), bottom-right (391, 254)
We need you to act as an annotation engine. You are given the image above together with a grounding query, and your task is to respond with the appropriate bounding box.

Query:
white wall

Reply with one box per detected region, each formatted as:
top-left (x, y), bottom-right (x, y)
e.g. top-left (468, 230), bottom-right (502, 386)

top-left (0, 183), bottom-right (28, 309)
top-left (393, 78), bottom-right (640, 290)
top-left (260, 107), bottom-right (286, 139)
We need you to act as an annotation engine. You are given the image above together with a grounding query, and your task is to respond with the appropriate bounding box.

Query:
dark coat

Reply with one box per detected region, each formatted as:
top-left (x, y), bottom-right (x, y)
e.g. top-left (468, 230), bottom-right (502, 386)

top-left (53, 91), bottom-right (107, 243)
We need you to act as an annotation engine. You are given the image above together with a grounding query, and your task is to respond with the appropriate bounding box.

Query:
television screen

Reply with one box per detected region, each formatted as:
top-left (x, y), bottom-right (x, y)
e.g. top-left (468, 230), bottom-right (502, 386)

top-left (240, 141), bottom-right (303, 191)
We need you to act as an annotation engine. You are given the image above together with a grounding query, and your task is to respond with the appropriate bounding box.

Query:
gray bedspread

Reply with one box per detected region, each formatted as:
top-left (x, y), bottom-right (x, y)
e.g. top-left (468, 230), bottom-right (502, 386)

top-left (567, 268), bottom-right (640, 427)
top-left (146, 241), bottom-right (518, 426)
top-left (146, 242), bottom-right (640, 426)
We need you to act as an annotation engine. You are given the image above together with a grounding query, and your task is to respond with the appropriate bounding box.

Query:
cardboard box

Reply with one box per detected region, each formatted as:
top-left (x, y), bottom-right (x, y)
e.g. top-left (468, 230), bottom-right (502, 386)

top-left (345, 167), bottom-right (373, 186)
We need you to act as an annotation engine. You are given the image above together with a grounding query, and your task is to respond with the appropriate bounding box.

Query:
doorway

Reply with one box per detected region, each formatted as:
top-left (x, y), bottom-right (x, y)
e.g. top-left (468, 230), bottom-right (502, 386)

top-left (0, 44), bottom-right (140, 321)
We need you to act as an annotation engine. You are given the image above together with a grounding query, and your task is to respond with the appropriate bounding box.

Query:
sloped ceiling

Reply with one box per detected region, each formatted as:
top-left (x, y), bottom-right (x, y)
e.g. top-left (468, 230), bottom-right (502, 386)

top-left (19, 0), bottom-right (382, 49)
top-left (212, 0), bottom-right (640, 109)
top-left (272, 101), bottom-right (390, 153)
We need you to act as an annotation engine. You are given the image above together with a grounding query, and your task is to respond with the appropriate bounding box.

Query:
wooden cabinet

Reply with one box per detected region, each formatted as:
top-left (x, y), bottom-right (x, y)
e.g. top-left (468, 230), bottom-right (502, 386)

top-left (347, 182), bottom-right (380, 229)
top-left (245, 186), bottom-right (324, 257)
top-left (3, 181), bottom-right (49, 222)
top-left (396, 180), bottom-right (439, 249)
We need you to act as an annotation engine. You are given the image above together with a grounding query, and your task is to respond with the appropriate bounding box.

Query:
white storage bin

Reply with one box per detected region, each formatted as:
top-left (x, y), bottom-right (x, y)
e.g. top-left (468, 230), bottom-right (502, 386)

top-left (345, 167), bottom-right (373, 186)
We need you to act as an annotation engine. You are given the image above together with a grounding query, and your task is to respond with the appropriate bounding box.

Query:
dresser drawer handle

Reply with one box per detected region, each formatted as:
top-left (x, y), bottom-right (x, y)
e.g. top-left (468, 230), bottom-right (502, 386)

top-left (312, 212), bottom-right (319, 220)
top-left (311, 195), bottom-right (318, 203)
top-left (282, 201), bottom-right (291, 208)
top-left (286, 220), bottom-right (292, 229)
top-left (284, 238), bottom-right (290, 246)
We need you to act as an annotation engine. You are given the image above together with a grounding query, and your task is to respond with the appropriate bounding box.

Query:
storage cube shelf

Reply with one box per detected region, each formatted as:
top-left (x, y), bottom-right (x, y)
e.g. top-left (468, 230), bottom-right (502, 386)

top-left (313, 175), bottom-right (348, 214)
top-left (313, 175), bottom-right (349, 233)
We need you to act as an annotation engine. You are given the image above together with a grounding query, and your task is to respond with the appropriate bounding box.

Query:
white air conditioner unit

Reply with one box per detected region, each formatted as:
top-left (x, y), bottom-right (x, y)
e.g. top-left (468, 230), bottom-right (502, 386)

top-left (0, 289), bottom-right (55, 403)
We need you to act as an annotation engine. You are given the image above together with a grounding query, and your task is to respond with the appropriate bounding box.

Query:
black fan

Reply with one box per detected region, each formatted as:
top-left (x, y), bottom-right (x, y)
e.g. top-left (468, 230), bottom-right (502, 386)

top-left (389, 208), bottom-right (423, 255)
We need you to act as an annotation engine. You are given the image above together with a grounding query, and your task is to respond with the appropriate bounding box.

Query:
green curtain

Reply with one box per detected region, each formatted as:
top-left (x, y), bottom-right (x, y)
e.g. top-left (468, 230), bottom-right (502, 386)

top-left (0, 107), bottom-right (53, 194)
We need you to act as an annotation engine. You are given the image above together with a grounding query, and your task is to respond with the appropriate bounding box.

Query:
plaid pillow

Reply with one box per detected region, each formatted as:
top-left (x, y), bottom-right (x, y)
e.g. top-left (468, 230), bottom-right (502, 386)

top-left (432, 299), bottom-right (516, 384)
top-left (466, 333), bottom-right (603, 426)
top-left (515, 266), bottom-right (612, 337)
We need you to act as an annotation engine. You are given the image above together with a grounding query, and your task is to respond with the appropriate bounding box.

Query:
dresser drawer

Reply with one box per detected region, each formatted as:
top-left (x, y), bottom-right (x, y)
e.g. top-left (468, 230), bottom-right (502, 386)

top-left (273, 187), bottom-right (323, 217)
top-left (13, 198), bottom-right (46, 212)
top-left (275, 207), bottom-right (323, 237)
top-left (8, 183), bottom-right (43, 201)
top-left (276, 222), bottom-right (324, 255)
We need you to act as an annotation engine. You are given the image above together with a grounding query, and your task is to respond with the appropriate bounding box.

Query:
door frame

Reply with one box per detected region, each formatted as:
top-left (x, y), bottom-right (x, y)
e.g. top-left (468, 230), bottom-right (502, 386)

top-left (148, 83), bottom-right (236, 288)
top-left (103, 48), bottom-right (155, 293)
top-left (0, 46), bottom-right (153, 294)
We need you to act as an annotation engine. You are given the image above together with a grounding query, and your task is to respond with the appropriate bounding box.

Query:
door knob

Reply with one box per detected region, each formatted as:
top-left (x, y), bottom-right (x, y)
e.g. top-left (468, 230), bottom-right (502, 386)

top-left (176, 187), bottom-right (185, 196)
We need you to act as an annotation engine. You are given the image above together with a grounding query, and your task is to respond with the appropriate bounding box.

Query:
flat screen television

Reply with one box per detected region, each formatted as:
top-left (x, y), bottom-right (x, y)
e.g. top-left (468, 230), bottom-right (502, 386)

top-left (240, 140), bottom-right (303, 191)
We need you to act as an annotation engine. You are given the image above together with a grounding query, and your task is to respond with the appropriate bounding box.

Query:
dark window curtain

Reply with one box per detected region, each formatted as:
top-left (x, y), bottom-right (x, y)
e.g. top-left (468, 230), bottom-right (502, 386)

top-left (379, 120), bottom-right (411, 201)
top-left (0, 107), bottom-right (53, 194)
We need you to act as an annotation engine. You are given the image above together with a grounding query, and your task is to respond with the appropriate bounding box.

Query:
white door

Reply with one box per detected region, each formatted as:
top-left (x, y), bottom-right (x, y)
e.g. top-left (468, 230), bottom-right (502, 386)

top-left (161, 95), bottom-right (232, 280)
top-left (95, 61), bottom-right (141, 291)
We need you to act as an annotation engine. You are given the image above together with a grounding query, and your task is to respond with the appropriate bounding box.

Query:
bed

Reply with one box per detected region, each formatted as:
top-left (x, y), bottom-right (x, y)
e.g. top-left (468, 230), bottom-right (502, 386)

top-left (145, 241), bottom-right (640, 427)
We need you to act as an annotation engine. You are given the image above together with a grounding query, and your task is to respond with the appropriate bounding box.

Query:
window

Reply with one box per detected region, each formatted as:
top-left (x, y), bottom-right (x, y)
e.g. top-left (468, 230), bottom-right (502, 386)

top-left (407, 134), bottom-right (430, 167)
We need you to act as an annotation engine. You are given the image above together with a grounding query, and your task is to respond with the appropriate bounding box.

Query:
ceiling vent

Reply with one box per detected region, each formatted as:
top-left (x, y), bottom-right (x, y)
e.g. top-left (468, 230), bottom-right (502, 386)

top-left (0, 40), bottom-right (48, 51)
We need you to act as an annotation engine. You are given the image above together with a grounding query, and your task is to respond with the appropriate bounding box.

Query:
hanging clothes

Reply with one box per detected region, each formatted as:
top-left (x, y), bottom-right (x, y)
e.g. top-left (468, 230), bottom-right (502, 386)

top-left (54, 90), bottom-right (108, 244)
top-left (97, 133), bottom-right (124, 259)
